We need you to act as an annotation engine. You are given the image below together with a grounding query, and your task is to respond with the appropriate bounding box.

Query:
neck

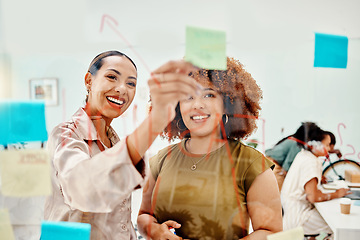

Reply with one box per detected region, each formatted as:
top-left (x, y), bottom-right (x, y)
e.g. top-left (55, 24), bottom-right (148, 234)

top-left (83, 105), bottom-right (111, 147)
top-left (84, 103), bottom-right (112, 126)
top-left (186, 134), bottom-right (225, 155)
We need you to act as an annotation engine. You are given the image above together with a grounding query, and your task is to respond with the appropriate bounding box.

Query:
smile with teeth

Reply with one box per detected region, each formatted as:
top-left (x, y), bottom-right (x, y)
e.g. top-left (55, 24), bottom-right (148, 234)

top-left (106, 96), bottom-right (124, 105)
top-left (191, 115), bottom-right (210, 120)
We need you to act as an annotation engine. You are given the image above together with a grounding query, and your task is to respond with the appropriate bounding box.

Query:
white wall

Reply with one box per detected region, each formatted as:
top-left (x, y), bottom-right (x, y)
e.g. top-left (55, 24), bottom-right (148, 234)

top-left (1, 0), bottom-right (359, 156)
top-left (1, 0), bottom-right (360, 235)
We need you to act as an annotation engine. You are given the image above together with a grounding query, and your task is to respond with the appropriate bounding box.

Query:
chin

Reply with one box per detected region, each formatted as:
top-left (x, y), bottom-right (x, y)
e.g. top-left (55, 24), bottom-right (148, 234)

top-left (102, 109), bottom-right (123, 120)
top-left (189, 130), bottom-right (215, 138)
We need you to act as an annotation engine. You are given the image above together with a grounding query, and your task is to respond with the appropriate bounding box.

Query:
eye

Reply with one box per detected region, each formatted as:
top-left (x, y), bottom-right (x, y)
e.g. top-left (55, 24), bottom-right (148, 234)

top-left (107, 75), bottom-right (117, 81)
top-left (127, 81), bottom-right (136, 87)
top-left (204, 93), bottom-right (216, 98)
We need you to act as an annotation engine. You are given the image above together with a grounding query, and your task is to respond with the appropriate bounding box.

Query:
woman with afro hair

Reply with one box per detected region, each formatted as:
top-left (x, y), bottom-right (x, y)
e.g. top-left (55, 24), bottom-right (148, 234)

top-left (137, 57), bottom-right (282, 240)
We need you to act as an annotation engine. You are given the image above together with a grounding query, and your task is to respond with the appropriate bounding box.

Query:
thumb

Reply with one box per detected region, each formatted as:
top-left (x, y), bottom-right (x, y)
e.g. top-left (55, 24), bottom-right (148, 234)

top-left (164, 220), bottom-right (181, 229)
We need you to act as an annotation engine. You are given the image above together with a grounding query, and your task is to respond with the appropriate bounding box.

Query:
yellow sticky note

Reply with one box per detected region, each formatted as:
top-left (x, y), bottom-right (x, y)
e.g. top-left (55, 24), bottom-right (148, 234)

top-left (0, 209), bottom-right (15, 240)
top-left (0, 149), bottom-right (51, 197)
top-left (185, 26), bottom-right (227, 70)
top-left (267, 227), bottom-right (304, 240)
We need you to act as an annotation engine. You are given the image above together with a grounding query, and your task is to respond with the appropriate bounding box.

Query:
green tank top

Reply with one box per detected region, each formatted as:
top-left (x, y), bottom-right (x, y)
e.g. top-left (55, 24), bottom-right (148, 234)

top-left (150, 139), bottom-right (274, 240)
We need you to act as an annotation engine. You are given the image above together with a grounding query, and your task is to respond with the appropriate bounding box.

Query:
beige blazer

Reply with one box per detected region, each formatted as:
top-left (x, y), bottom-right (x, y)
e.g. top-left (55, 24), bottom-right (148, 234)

top-left (44, 108), bottom-right (147, 240)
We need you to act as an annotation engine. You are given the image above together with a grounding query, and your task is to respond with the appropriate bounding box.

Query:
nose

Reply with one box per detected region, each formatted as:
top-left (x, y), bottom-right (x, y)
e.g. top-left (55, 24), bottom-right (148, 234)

top-left (192, 96), bottom-right (205, 109)
top-left (115, 82), bottom-right (127, 96)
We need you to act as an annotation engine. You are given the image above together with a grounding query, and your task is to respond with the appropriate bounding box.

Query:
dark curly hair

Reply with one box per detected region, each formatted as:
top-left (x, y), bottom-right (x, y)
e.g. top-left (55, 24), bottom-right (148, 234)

top-left (160, 57), bottom-right (263, 141)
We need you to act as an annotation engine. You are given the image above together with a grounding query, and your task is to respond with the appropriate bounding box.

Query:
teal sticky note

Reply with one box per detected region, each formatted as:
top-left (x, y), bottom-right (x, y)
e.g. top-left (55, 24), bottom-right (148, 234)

top-left (0, 101), bottom-right (48, 145)
top-left (41, 221), bottom-right (91, 240)
top-left (354, 200), bottom-right (360, 206)
top-left (314, 33), bottom-right (348, 68)
top-left (185, 26), bottom-right (227, 70)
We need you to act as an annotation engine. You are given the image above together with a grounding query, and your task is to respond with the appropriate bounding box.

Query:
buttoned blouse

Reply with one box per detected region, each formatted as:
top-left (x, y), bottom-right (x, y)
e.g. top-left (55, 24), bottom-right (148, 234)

top-left (44, 108), bottom-right (147, 240)
top-left (281, 149), bottom-right (323, 230)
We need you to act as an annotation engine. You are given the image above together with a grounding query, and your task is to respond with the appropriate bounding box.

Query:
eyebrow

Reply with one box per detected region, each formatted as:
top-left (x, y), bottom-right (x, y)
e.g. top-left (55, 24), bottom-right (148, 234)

top-left (108, 69), bottom-right (137, 80)
top-left (203, 88), bottom-right (215, 91)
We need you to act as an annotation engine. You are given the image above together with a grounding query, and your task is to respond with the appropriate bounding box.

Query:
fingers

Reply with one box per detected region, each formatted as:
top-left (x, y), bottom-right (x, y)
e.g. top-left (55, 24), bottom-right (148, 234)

top-left (152, 60), bottom-right (198, 75)
top-left (149, 83), bottom-right (195, 99)
top-left (338, 188), bottom-right (352, 197)
top-left (156, 221), bottom-right (182, 240)
top-left (148, 73), bottom-right (200, 102)
top-left (163, 220), bottom-right (181, 228)
top-left (345, 188), bottom-right (352, 195)
top-left (149, 72), bottom-right (198, 89)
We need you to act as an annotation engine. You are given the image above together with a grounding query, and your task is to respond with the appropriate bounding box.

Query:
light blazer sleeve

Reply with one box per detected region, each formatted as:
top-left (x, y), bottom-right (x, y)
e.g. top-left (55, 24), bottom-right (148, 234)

top-left (48, 123), bottom-right (147, 213)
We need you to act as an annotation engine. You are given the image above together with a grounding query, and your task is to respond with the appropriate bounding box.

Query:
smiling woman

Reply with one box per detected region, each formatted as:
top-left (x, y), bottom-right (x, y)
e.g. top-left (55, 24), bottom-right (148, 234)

top-left (44, 51), bottom-right (200, 239)
top-left (137, 57), bottom-right (283, 240)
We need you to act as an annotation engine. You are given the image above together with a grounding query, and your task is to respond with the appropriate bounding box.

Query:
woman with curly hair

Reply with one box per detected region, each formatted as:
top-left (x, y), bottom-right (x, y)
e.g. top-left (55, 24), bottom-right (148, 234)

top-left (137, 57), bottom-right (283, 240)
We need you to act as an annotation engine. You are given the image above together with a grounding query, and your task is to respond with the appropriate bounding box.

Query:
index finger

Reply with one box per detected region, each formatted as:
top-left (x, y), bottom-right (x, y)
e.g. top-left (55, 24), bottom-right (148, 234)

top-left (152, 60), bottom-right (198, 75)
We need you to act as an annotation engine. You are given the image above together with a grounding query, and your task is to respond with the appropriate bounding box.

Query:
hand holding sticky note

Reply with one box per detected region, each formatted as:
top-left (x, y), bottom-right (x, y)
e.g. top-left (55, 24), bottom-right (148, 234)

top-left (185, 26), bottom-right (227, 70)
top-left (41, 221), bottom-right (91, 240)
top-left (0, 149), bottom-right (51, 197)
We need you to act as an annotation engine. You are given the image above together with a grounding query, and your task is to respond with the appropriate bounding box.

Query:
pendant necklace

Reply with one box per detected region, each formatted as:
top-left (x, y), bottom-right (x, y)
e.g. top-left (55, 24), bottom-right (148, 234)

top-left (186, 139), bottom-right (209, 171)
top-left (190, 154), bottom-right (208, 171)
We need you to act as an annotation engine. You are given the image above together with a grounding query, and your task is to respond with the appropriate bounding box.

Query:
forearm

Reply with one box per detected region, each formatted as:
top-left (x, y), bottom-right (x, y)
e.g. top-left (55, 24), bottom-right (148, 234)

top-left (127, 110), bottom-right (169, 165)
top-left (308, 190), bottom-right (339, 203)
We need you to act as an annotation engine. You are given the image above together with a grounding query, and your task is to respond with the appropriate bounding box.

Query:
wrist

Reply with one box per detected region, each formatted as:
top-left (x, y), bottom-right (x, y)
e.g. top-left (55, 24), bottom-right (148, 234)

top-left (326, 193), bottom-right (331, 201)
top-left (334, 190), bottom-right (341, 198)
top-left (150, 109), bottom-right (173, 132)
top-left (149, 221), bottom-right (161, 238)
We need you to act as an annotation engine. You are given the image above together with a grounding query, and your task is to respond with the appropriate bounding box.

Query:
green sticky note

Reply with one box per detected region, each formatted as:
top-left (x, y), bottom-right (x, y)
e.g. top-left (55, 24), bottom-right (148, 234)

top-left (185, 26), bottom-right (226, 70)
top-left (316, 232), bottom-right (328, 240)
top-left (267, 227), bottom-right (304, 240)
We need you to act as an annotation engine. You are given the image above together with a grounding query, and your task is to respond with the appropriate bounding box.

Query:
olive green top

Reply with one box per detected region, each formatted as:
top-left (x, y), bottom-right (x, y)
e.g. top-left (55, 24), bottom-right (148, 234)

top-left (150, 139), bottom-right (274, 240)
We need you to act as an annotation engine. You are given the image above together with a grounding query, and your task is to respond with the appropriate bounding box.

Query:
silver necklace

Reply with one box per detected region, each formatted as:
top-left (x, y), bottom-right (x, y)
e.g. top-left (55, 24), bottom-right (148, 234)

top-left (186, 139), bottom-right (209, 171)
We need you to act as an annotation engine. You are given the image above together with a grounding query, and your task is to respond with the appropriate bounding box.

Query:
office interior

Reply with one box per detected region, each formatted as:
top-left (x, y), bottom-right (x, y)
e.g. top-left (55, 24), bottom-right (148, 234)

top-left (0, 0), bottom-right (360, 239)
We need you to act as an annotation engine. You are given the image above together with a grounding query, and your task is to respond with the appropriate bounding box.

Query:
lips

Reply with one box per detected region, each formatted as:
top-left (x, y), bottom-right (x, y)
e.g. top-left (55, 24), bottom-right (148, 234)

top-left (106, 96), bottom-right (125, 108)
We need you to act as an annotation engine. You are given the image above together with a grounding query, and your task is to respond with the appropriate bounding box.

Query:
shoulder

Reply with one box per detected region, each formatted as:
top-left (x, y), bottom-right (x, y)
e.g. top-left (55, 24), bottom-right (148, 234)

top-left (149, 141), bottom-right (182, 179)
top-left (229, 140), bottom-right (274, 193)
top-left (47, 111), bottom-right (85, 151)
top-left (291, 149), bottom-right (317, 168)
top-left (50, 120), bottom-right (81, 141)
top-left (228, 140), bottom-right (273, 171)
top-left (295, 149), bottom-right (316, 161)
top-left (272, 139), bottom-right (299, 151)
top-left (150, 142), bottom-right (181, 166)
top-left (229, 140), bottom-right (265, 162)
top-left (153, 142), bottom-right (180, 159)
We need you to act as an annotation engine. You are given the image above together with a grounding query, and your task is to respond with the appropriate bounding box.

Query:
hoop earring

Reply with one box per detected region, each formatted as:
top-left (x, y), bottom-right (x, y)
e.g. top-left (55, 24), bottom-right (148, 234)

top-left (176, 120), bottom-right (187, 131)
top-left (223, 114), bottom-right (229, 124)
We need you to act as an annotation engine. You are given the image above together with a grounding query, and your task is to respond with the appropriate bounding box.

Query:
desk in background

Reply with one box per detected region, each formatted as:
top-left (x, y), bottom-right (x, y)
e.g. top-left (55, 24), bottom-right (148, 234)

top-left (315, 198), bottom-right (360, 240)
